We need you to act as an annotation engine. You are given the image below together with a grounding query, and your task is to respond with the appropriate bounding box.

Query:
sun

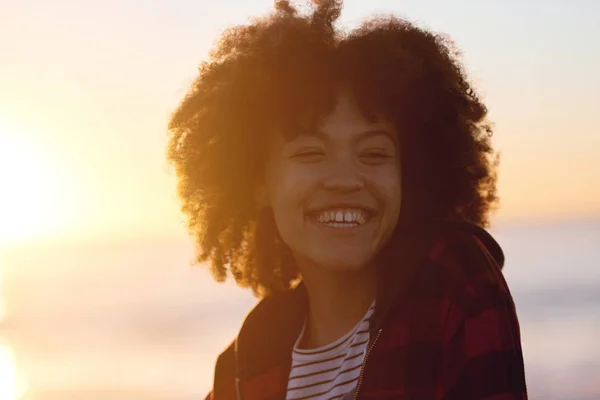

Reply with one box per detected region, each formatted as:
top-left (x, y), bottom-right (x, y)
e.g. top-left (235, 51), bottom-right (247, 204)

top-left (0, 343), bottom-right (28, 400)
top-left (0, 344), bottom-right (26, 400)
top-left (0, 122), bottom-right (75, 246)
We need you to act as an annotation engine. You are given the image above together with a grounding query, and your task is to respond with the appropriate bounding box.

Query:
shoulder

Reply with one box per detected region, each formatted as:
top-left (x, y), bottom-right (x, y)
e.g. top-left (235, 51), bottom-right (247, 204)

top-left (420, 222), bottom-right (521, 338)
top-left (424, 225), bottom-right (528, 398)
top-left (404, 221), bottom-right (517, 327)
top-left (382, 221), bottom-right (514, 332)
top-left (427, 222), bottom-right (509, 296)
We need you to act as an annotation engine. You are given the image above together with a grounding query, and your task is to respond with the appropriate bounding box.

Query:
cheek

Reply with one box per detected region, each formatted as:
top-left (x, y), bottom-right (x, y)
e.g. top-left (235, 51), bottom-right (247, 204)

top-left (372, 167), bottom-right (402, 212)
top-left (266, 164), bottom-right (318, 226)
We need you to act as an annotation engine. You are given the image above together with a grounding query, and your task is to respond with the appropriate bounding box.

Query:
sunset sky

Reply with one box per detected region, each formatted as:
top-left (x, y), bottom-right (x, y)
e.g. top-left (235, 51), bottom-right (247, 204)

top-left (1, 0), bottom-right (599, 246)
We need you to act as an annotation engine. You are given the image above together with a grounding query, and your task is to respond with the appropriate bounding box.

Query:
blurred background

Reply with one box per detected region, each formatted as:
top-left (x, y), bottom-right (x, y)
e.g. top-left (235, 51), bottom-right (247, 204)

top-left (1, 0), bottom-right (599, 399)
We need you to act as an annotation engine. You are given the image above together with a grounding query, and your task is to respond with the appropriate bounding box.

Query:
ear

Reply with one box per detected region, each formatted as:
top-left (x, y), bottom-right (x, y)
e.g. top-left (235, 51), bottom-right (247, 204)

top-left (254, 182), bottom-right (269, 208)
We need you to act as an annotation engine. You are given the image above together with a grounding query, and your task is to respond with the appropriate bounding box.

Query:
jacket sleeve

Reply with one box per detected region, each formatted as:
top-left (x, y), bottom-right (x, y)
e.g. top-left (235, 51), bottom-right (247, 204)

top-left (435, 235), bottom-right (528, 400)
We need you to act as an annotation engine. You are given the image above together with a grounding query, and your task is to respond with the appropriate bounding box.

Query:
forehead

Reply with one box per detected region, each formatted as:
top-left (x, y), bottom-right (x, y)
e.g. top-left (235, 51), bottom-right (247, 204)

top-left (299, 92), bottom-right (397, 143)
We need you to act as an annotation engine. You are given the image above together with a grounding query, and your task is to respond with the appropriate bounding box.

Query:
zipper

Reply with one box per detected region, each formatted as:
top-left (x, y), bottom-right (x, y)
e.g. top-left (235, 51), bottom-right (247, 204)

top-left (235, 377), bottom-right (243, 400)
top-left (353, 328), bottom-right (383, 400)
top-left (234, 337), bottom-right (243, 400)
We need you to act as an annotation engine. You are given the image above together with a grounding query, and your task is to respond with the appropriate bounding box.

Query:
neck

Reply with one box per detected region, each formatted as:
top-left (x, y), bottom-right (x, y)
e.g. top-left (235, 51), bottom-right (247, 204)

top-left (297, 262), bottom-right (377, 349)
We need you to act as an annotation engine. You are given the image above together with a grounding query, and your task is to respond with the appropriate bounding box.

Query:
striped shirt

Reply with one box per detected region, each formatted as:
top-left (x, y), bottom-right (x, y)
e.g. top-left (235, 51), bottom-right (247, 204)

top-left (285, 302), bottom-right (375, 400)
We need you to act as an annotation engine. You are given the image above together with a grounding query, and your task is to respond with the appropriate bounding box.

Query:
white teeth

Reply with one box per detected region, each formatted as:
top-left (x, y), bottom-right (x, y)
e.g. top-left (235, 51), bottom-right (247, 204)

top-left (314, 208), bottom-right (369, 227)
top-left (344, 211), bottom-right (352, 222)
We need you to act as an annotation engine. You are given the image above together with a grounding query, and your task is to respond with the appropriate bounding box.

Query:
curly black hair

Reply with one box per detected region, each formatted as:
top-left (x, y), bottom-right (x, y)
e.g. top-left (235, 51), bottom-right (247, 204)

top-left (167, 0), bottom-right (499, 297)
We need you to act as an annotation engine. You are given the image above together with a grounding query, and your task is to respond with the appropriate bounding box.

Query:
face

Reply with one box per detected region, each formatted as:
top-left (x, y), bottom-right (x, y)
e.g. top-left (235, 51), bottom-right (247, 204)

top-left (257, 92), bottom-right (402, 274)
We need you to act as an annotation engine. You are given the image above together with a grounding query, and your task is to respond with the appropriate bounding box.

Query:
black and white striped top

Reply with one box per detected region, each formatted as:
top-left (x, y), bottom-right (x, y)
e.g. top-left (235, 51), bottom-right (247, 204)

top-left (285, 302), bottom-right (375, 400)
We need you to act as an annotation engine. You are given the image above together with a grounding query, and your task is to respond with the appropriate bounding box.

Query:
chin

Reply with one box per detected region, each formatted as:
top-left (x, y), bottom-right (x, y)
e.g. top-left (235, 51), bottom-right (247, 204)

top-left (316, 253), bottom-right (373, 274)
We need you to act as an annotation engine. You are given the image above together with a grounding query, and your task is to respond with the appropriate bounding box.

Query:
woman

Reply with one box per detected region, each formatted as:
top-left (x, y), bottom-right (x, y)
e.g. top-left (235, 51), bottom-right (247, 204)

top-left (167, 1), bottom-right (528, 399)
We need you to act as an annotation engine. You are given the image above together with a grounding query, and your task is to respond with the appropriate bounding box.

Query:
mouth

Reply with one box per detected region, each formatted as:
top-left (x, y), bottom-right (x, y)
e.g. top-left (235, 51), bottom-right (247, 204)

top-left (308, 208), bottom-right (371, 229)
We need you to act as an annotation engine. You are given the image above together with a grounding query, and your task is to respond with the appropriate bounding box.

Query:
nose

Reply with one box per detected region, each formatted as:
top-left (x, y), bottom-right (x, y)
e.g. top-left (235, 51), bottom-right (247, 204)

top-left (322, 157), bottom-right (365, 192)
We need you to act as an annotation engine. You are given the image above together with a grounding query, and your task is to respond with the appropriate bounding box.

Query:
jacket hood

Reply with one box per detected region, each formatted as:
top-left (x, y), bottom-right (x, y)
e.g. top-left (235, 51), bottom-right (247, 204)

top-left (450, 221), bottom-right (504, 269)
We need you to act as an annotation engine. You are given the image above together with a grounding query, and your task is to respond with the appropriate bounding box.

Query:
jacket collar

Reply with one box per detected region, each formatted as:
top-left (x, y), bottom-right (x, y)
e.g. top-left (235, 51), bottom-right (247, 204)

top-left (233, 220), bottom-right (504, 381)
top-left (235, 283), bottom-right (307, 380)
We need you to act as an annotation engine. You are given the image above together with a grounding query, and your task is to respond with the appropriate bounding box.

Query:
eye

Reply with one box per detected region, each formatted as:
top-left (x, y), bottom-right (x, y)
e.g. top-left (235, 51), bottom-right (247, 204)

top-left (360, 148), bottom-right (394, 163)
top-left (290, 148), bottom-right (326, 162)
top-left (363, 151), bottom-right (389, 158)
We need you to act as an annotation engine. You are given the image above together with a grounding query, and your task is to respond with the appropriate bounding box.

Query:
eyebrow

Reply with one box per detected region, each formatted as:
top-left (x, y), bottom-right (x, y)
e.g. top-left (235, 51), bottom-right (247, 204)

top-left (358, 129), bottom-right (397, 145)
top-left (296, 129), bottom-right (397, 147)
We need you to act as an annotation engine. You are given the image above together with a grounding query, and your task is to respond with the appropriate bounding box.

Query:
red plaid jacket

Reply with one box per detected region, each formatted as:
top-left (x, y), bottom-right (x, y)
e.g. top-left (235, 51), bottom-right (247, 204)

top-left (206, 222), bottom-right (528, 400)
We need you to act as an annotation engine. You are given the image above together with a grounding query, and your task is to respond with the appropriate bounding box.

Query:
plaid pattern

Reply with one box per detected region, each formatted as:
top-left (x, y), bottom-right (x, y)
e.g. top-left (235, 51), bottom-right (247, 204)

top-left (206, 225), bottom-right (528, 400)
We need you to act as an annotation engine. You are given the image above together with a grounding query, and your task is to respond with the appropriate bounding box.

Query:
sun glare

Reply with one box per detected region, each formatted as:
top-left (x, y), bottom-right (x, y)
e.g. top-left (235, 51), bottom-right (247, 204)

top-left (0, 343), bottom-right (27, 400)
top-left (0, 122), bottom-right (76, 246)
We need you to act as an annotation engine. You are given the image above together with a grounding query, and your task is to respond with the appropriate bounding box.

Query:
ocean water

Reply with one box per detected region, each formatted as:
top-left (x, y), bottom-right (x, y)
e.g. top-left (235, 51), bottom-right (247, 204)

top-left (1, 220), bottom-right (599, 400)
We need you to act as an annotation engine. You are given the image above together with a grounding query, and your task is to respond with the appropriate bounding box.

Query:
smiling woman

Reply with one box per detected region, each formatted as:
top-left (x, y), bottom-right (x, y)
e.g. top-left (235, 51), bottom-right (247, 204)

top-left (0, 122), bottom-right (76, 247)
top-left (166, 1), bottom-right (528, 399)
